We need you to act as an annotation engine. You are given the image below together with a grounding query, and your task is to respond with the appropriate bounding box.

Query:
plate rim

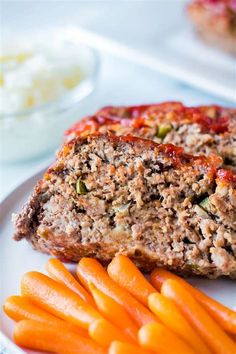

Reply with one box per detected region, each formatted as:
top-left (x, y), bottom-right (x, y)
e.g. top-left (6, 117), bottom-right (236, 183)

top-left (0, 166), bottom-right (48, 352)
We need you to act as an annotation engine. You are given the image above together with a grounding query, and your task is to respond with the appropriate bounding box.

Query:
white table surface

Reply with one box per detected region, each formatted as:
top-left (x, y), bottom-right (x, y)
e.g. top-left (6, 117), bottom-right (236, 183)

top-left (0, 0), bottom-right (233, 201)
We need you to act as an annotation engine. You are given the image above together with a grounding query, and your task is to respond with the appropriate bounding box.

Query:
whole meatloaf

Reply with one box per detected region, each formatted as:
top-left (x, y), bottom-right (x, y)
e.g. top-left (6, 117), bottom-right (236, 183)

top-left (65, 102), bottom-right (236, 171)
top-left (13, 134), bottom-right (236, 278)
top-left (187, 0), bottom-right (236, 55)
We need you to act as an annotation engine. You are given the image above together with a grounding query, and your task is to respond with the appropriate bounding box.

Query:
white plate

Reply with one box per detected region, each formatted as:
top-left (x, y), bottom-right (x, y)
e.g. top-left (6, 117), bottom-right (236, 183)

top-left (0, 168), bottom-right (236, 353)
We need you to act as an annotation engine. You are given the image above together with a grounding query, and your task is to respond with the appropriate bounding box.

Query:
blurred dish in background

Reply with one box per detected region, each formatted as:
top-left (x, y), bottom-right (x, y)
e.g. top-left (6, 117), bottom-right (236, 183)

top-left (0, 33), bottom-right (100, 163)
top-left (187, 0), bottom-right (236, 56)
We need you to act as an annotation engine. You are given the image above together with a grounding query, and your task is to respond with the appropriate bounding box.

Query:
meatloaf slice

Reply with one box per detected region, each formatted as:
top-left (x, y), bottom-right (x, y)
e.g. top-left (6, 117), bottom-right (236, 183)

top-left (187, 0), bottom-right (236, 56)
top-left (65, 102), bottom-right (236, 171)
top-left (13, 134), bottom-right (236, 278)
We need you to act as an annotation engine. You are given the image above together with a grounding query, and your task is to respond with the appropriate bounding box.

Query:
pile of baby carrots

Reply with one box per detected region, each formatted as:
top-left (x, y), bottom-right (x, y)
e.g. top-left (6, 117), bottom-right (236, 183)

top-left (3, 256), bottom-right (236, 354)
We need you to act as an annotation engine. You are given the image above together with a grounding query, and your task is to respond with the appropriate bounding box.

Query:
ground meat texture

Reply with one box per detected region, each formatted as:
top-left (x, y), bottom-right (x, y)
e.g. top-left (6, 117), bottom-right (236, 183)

top-left (65, 102), bottom-right (236, 171)
top-left (13, 134), bottom-right (236, 278)
top-left (187, 0), bottom-right (236, 56)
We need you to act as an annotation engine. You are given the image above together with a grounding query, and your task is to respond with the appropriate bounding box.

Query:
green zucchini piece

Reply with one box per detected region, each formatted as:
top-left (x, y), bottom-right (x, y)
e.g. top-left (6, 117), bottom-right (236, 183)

top-left (76, 178), bottom-right (88, 195)
top-left (199, 197), bottom-right (211, 212)
top-left (156, 124), bottom-right (172, 139)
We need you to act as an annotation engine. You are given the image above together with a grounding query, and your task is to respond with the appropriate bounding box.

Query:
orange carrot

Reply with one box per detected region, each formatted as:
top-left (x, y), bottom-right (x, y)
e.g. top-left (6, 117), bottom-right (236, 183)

top-left (89, 282), bottom-right (138, 341)
top-left (162, 279), bottom-right (236, 354)
top-left (89, 319), bottom-right (131, 347)
top-left (77, 258), bottom-right (158, 327)
top-left (3, 295), bottom-right (87, 336)
top-left (150, 268), bottom-right (180, 291)
top-left (14, 320), bottom-right (106, 354)
top-left (151, 268), bottom-right (236, 334)
top-left (107, 255), bottom-right (156, 306)
top-left (138, 322), bottom-right (196, 354)
top-left (148, 292), bottom-right (211, 354)
top-left (21, 271), bottom-right (102, 329)
top-left (109, 341), bottom-right (152, 354)
top-left (46, 258), bottom-right (95, 306)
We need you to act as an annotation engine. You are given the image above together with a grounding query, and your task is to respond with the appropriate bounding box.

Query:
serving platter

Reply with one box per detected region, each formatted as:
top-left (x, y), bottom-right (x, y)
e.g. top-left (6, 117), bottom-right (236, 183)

top-left (62, 26), bottom-right (236, 103)
top-left (0, 167), bottom-right (235, 353)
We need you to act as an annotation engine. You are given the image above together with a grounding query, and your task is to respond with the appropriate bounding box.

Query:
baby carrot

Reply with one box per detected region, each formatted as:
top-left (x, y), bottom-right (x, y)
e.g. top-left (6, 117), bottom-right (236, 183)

top-left (148, 292), bottom-right (211, 354)
top-left (46, 258), bottom-right (95, 306)
top-left (162, 279), bottom-right (236, 354)
top-left (107, 255), bottom-right (156, 306)
top-left (21, 271), bottom-right (102, 329)
top-left (77, 258), bottom-right (158, 327)
top-left (151, 268), bottom-right (236, 334)
top-left (14, 319), bottom-right (106, 354)
top-left (150, 268), bottom-right (178, 291)
top-left (109, 341), bottom-right (152, 354)
top-left (3, 295), bottom-right (87, 336)
top-left (89, 282), bottom-right (138, 341)
top-left (138, 322), bottom-right (196, 354)
top-left (89, 319), bottom-right (131, 347)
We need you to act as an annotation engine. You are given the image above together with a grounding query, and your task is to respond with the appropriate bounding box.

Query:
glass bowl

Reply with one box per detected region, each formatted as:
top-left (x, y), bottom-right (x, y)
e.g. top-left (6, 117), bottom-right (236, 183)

top-left (0, 42), bottom-right (100, 163)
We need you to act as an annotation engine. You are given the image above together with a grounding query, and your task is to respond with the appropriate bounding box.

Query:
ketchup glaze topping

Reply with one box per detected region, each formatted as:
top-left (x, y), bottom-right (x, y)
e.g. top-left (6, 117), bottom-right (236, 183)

top-left (65, 102), bottom-right (232, 137)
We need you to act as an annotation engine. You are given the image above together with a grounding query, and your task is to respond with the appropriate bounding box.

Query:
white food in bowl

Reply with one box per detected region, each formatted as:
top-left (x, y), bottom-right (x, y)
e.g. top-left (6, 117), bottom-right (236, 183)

top-left (0, 32), bottom-right (99, 163)
top-left (0, 50), bottom-right (84, 115)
